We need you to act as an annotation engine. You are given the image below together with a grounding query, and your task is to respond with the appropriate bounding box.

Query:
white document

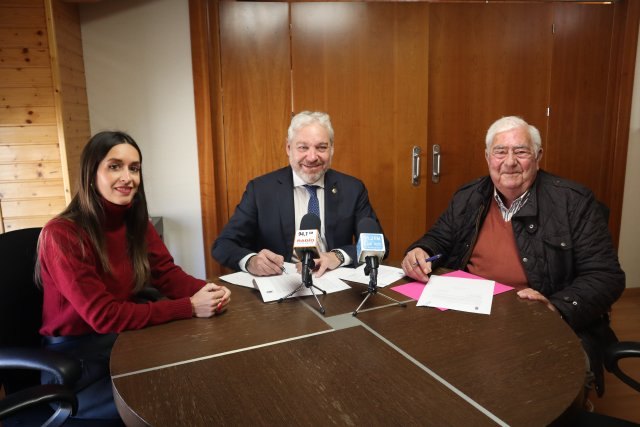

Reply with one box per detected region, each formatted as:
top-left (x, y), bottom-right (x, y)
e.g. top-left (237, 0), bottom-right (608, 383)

top-left (417, 275), bottom-right (495, 315)
top-left (339, 264), bottom-right (405, 288)
top-left (252, 264), bottom-right (351, 303)
top-left (219, 262), bottom-right (299, 289)
top-left (218, 271), bottom-right (257, 289)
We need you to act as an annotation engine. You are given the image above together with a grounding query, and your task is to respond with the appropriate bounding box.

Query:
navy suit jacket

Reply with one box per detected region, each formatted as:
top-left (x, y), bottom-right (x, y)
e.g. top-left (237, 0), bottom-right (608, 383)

top-left (212, 166), bottom-right (387, 270)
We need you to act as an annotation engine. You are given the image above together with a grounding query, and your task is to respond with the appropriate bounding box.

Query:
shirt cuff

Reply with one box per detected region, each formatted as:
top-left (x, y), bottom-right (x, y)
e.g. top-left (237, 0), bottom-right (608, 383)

top-left (239, 253), bottom-right (257, 272)
top-left (336, 249), bottom-right (351, 267)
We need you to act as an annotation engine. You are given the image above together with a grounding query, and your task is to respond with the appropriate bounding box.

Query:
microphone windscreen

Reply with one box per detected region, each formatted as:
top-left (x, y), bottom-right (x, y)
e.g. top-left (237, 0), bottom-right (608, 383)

top-left (357, 217), bottom-right (381, 235)
top-left (300, 213), bottom-right (321, 231)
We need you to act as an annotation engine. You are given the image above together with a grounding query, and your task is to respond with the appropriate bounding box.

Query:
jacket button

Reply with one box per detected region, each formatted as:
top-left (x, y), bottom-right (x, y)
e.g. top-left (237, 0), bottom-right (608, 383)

top-left (561, 242), bottom-right (567, 247)
top-left (522, 257), bottom-right (528, 263)
top-left (528, 224), bottom-right (535, 229)
top-left (572, 301), bottom-right (578, 306)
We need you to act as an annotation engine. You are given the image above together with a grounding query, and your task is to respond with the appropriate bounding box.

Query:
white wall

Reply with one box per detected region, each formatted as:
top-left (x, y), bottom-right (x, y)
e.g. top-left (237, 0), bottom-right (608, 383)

top-left (618, 26), bottom-right (640, 289)
top-left (80, 0), bottom-right (206, 279)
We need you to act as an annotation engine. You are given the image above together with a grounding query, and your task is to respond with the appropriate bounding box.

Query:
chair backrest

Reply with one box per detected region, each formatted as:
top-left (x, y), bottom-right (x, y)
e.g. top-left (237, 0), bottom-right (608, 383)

top-left (0, 227), bottom-right (43, 393)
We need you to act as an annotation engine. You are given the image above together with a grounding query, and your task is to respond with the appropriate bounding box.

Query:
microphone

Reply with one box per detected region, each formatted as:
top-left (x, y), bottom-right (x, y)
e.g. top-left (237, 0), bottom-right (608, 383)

top-left (356, 217), bottom-right (385, 264)
top-left (278, 213), bottom-right (327, 314)
top-left (294, 213), bottom-right (321, 259)
top-left (294, 214), bottom-right (321, 286)
top-left (351, 218), bottom-right (405, 316)
top-left (356, 218), bottom-right (385, 291)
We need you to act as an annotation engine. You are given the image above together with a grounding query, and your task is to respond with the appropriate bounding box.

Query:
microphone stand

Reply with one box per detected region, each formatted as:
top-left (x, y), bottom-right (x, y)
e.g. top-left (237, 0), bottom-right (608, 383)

top-left (278, 251), bottom-right (327, 315)
top-left (352, 256), bottom-right (406, 316)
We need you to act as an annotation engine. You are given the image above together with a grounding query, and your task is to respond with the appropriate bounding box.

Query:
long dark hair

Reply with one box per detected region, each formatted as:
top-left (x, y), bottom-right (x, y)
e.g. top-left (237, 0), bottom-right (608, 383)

top-left (37, 131), bottom-right (151, 293)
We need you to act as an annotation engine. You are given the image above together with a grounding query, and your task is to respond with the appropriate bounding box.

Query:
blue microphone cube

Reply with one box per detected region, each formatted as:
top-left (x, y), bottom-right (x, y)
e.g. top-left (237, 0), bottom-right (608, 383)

top-left (357, 233), bottom-right (385, 262)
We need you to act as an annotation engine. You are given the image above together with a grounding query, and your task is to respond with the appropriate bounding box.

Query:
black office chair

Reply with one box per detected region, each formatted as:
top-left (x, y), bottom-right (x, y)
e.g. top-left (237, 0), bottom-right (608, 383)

top-left (570, 326), bottom-right (640, 425)
top-left (604, 341), bottom-right (640, 393)
top-left (0, 227), bottom-right (126, 427)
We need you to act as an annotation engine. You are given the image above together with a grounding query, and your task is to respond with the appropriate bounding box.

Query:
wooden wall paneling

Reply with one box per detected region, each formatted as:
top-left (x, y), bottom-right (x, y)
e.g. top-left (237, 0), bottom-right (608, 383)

top-left (0, 67), bottom-right (52, 87)
top-left (291, 2), bottom-right (429, 262)
top-left (189, 0), bottom-right (226, 277)
top-left (218, 2), bottom-right (291, 221)
top-left (0, 144), bottom-right (60, 162)
top-left (546, 3), bottom-right (614, 206)
top-left (0, 105), bottom-right (56, 125)
top-left (0, 4), bottom-right (45, 28)
top-left (0, 124), bottom-right (58, 143)
top-left (0, 46), bottom-right (50, 67)
top-left (53, 26), bottom-right (84, 57)
top-left (0, 1), bottom-right (65, 232)
top-left (1, 197), bottom-right (65, 217)
top-left (427, 3), bottom-right (553, 229)
top-left (0, 161), bottom-right (61, 181)
top-left (2, 87), bottom-right (55, 106)
top-left (3, 215), bottom-right (53, 231)
top-left (45, 0), bottom-right (90, 202)
top-left (0, 28), bottom-right (49, 48)
top-left (1, 180), bottom-right (64, 200)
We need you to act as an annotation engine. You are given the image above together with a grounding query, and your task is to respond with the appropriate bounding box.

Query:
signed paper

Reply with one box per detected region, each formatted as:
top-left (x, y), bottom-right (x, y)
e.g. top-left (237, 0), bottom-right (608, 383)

top-left (219, 263), bottom-right (300, 289)
top-left (253, 272), bottom-right (350, 303)
top-left (416, 275), bottom-right (495, 315)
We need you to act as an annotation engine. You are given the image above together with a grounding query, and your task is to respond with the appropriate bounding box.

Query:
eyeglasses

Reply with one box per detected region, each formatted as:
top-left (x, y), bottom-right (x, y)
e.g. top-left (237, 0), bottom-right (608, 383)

top-left (490, 146), bottom-right (535, 160)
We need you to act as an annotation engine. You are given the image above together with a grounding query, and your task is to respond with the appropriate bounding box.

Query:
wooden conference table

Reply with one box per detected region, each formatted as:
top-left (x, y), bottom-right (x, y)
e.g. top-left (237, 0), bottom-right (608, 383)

top-left (110, 274), bottom-right (586, 426)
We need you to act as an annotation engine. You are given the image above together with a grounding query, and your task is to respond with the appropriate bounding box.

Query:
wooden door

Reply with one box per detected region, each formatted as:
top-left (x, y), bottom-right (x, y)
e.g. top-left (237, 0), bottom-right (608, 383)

top-left (192, 0), bottom-right (637, 277)
top-left (291, 2), bottom-right (430, 261)
top-left (218, 2), bottom-right (291, 216)
top-left (547, 3), bottom-right (615, 205)
top-left (427, 2), bottom-right (553, 229)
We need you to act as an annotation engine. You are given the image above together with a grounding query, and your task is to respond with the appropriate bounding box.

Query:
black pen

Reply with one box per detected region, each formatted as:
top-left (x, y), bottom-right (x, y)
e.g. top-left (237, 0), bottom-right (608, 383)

top-left (413, 253), bottom-right (442, 266)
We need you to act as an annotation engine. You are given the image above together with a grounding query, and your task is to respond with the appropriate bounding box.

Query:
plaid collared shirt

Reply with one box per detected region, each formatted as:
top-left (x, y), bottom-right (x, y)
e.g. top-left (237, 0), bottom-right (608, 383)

top-left (493, 188), bottom-right (530, 222)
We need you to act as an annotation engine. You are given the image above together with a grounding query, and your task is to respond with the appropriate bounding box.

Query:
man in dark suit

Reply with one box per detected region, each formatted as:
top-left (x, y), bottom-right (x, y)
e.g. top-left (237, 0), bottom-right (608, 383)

top-left (212, 111), bottom-right (386, 277)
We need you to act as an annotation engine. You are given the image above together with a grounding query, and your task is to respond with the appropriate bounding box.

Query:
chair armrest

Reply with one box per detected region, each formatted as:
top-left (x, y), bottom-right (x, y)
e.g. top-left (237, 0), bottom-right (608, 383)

top-left (0, 348), bottom-right (82, 385)
top-left (0, 383), bottom-right (77, 419)
top-left (604, 341), bottom-right (640, 393)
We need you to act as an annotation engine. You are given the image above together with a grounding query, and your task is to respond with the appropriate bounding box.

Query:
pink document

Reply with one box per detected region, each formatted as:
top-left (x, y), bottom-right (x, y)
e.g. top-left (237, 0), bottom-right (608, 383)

top-left (390, 270), bottom-right (514, 311)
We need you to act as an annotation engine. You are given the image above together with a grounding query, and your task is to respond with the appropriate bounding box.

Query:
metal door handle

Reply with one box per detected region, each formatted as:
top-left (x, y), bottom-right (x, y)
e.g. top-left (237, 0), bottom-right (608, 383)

top-left (412, 146), bottom-right (421, 186)
top-left (432, 144), bottom-right (440, 184)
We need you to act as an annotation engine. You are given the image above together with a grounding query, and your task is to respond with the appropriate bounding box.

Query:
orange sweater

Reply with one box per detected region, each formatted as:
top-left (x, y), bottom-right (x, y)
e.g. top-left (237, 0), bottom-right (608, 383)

top-left (467, 201), bottom-right (529, 289)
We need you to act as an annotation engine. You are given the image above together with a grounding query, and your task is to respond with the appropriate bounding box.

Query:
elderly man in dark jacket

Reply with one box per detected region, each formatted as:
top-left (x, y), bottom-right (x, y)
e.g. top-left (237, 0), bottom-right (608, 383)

top-left (402, 116), bottom-right (625, 397)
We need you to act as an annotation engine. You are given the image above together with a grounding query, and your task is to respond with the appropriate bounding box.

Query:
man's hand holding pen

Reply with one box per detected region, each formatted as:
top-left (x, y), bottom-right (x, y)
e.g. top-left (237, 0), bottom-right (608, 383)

top-left (247, 249), bottom-right (286, 276)
top-left (401, 248), bottom-right (442, 283)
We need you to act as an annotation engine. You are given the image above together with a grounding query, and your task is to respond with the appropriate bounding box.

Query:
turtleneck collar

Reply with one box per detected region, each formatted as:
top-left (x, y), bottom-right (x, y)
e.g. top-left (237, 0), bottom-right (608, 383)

top-left (101, 197), bottom-right (132, 230)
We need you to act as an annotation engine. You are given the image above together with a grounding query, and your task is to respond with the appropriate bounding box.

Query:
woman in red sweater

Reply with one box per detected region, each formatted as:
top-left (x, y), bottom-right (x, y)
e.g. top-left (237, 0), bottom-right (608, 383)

top-left (37, 131), bottom-right (231, 420)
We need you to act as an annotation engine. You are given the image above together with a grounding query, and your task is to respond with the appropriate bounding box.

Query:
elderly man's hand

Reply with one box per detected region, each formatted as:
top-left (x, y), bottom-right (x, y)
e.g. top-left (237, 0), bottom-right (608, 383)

top-left (401, 247), bottom-right (433, 283)
top-left (517, 288), bottom-right (558, 313)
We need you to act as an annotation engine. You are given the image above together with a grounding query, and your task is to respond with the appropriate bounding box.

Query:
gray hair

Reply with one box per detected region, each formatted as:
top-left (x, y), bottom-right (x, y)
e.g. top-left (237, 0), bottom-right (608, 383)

top-left (287, 111), bottom-right (334, 145)
top-left (485, 116), bottom-right (542, 154)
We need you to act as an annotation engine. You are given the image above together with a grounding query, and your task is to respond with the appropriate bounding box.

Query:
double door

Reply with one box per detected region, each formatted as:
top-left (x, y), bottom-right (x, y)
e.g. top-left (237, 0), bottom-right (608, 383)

top-left (203, 0), bottom-right (632, 274)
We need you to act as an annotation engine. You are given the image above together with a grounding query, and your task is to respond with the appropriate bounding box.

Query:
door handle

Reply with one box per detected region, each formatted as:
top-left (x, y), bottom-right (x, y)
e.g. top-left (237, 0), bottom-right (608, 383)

top-left (432, 144), bottom-right (440, 184)
top-left (412, 146), bottom-right (421, 186)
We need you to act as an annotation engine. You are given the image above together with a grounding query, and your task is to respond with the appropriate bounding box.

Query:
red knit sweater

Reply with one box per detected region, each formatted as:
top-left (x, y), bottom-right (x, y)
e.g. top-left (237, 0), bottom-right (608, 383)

top-left (39, 201), bottom-right (205, 336)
